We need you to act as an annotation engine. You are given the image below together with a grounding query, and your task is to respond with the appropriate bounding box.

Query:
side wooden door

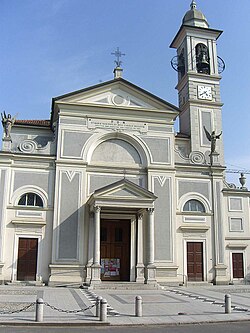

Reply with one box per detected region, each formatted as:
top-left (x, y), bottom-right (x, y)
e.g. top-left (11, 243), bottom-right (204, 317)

top-left (232, 253), bottom-right (244, 278)
top-left (17, 238), bottom-right (38, 281)
top-left (187, 242), bottom-right (204, 281)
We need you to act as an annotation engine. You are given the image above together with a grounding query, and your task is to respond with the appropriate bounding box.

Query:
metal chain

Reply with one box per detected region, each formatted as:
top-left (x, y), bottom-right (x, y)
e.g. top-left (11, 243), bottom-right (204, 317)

top-left (43, 302), bottom-right (96, 314)
top-left (0, 302), bottom-right (36, 315)
top-left (0, 301), bottom-right (95, 315)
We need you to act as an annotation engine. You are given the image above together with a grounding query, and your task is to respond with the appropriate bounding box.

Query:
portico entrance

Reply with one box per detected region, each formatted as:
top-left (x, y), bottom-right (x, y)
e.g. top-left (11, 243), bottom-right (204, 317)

top-left (100, 219), bottom-right (130, 281)
top-left (87, 179), bottom-right (157, 285)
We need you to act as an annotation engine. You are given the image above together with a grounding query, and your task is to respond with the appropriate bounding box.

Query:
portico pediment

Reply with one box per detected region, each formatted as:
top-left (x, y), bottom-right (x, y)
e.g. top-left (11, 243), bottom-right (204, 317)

top-left (88, 179), bottom-right (157, 210)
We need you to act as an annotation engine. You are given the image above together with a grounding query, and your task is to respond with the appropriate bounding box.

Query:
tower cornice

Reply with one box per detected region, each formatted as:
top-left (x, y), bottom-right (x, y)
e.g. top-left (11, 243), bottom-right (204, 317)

top-left (170, 25), bottom-right (223, 49)
top-left (175, 72), bottom-right (222, 91)
top-left (179, 99), bottom-right (224, 113)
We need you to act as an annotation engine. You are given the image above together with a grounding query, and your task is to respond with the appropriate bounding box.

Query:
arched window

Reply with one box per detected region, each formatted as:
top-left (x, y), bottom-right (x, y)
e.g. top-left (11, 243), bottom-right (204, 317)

top-left (18, 193), bottom-right (43, 208)
top-left (183, 199), bottom-right (205, 213)
top-left (195, 43), bottom-right (210, 74)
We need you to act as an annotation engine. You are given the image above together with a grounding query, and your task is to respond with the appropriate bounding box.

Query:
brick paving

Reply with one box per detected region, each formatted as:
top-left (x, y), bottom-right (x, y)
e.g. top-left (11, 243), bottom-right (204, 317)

top-left (0, 285), bottom-right (249, 325)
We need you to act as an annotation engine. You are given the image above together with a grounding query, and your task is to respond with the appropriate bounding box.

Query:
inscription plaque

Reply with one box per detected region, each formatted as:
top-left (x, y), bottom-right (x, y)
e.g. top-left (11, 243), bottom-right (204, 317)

top-left (87, 118), bottom-right (148, 133)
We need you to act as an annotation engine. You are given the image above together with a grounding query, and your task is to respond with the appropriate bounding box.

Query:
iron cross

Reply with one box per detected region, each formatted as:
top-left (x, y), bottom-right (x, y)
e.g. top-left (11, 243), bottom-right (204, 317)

top-left (111, 47), bottom-right (125, 67)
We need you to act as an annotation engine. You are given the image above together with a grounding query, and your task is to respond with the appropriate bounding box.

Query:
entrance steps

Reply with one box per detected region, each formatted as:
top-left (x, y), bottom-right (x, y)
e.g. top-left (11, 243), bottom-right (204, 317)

top-left (186, 281), bottom-right (214, 287)
top-left (5, 281), bottom-right (45, 287)
top-left (88, 282), bottom-right (161, 290)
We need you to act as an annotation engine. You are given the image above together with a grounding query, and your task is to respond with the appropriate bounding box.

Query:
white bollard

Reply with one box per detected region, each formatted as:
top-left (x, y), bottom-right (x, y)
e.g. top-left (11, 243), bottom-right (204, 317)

top-left (135, 295), bottom-right (142, 317)
top-left (100, 298), bottom-right (108, 322)
top-left (96, 296), bottom-right (102, 317)
top-left (225, 294), bottom-right (231, 314)
top-left (35, 298), bottom-right (44, 322)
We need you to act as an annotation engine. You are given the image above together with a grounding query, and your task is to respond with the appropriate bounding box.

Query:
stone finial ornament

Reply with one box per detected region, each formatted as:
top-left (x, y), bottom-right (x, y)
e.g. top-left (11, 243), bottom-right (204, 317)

top-left (239, 173), bottom-right (247, 190)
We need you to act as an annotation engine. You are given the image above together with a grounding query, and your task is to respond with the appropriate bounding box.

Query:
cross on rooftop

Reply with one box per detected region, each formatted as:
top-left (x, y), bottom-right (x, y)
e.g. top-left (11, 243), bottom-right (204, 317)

top-left (111, 47), bottom-right (125, 67)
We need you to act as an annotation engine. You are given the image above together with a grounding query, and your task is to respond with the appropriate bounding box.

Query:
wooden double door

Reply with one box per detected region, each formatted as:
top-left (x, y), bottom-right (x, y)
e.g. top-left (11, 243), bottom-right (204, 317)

top-left (100, 219), bottom-right (130, 281)
top-left (187, 242), bottom-right (204, 281)
top-left (17, 238), bottom-right (38, 281)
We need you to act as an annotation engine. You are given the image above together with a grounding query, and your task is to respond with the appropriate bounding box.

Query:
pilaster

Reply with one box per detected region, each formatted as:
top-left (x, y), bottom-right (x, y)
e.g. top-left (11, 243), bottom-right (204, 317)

top-left (145, 208), bottom-right (156, 283)
top-left (136, 213), bottom-right (145, 283)
top-left (91, 205), bottom-right (101, 283)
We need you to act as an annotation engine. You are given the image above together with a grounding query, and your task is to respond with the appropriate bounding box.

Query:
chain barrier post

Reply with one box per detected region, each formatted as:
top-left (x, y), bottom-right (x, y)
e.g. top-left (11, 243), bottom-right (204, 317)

top-left (225, 294), bottom-right (231, 314)
top-left (100, 298), bottom-right (107, 322)
top-left (96, 296), bottom-right (102, 317)
top-left (135, 296), bottom-right (142, 317)
top-left (35, 298), bottom-right (44, 322)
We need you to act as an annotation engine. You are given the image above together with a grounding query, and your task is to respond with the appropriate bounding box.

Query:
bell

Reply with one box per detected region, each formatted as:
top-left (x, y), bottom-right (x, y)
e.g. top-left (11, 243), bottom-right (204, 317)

top-left (197, 53), bottom-right (210, 74)
top-left (200, 53), bottom-right (209, 66)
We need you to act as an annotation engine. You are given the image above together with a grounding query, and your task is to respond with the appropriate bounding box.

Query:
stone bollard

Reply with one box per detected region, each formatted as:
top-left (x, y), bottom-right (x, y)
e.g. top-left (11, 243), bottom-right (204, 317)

top-left (100, 298), bottom-right (108, 322)
top-left (135, 296), bottom-right (142, 317)
top-left (225, 294), bottom-right (231, 314)
top-left (96, 296), bottom-right (102, 317)
top-left (35, 298), bottom-right (44, 322)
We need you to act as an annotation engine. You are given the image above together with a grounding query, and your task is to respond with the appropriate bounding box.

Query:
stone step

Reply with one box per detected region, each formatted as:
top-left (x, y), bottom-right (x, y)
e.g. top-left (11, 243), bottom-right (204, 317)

top-left (89, 282), bottom-right (160, 290)
top-left (5, 281), bottom-right (45, 287)
top-left (186, 281), bottom-right (214, 287)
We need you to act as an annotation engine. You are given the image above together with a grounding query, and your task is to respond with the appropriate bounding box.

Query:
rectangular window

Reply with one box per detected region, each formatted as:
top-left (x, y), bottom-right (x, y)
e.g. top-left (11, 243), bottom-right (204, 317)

top-left (229, 218), bottom-right (243, 232)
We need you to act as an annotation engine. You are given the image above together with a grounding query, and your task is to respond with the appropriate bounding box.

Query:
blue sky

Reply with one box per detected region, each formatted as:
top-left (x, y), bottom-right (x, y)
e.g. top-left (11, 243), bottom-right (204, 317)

top-left (1, 0), bottom-right (249, 184)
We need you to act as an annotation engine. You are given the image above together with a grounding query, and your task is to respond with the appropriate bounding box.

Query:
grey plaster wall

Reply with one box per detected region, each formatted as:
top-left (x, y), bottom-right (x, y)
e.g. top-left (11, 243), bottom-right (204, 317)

top-left (89, 175), bottom-right (145, 194)
top-left (178, 180), bottom-right (209, 200)
top-left (58, 172), bottom-right (80, 260)
top-left (91, 139), bottom-right (142, 165)
top-left (148, 126), bottom-right (172, 133)
top-left (141, 137), bottom-right (170, 164)
top-left (62, 132), bottom-right (92, 158)
top-left (60, 118), bottom-right (87, 126)
top-left (13, 171), bottom-right (50, 194)
top-left (154, 178), bottom-right (172, 261)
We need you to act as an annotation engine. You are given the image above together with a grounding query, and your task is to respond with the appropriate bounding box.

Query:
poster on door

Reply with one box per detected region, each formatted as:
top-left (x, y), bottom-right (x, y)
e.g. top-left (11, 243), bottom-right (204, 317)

top-left (101, 258), bottom-right (120, 277)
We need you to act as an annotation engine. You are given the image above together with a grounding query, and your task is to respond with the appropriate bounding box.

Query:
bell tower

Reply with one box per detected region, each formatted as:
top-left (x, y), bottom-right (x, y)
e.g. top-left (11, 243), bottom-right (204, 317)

top-left (170, 0), bottom-right (225, 164)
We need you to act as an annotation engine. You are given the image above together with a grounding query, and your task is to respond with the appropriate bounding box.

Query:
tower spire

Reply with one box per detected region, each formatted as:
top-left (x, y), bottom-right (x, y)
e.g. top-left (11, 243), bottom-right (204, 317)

top-left (190, 0), bottom-right (197, 10)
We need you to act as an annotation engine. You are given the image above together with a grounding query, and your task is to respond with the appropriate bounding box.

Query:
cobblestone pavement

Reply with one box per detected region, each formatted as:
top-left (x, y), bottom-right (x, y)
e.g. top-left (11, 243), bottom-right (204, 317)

top-left (0, 285), bottom-right (250, 326)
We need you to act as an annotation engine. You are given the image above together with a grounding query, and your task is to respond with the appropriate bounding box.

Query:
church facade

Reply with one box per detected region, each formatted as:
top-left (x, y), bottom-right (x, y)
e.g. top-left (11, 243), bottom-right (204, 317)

top-left (1, 2), bottom-right (250, 286)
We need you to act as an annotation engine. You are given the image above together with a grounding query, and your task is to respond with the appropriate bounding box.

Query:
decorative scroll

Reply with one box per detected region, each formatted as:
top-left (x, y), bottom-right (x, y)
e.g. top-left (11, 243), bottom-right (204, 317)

top-left (19, 139), bottom-right (38, 153)
top-left (189, 151), bottom-right (205, 164)
top-left (18, 139), bottom-right (48, 153)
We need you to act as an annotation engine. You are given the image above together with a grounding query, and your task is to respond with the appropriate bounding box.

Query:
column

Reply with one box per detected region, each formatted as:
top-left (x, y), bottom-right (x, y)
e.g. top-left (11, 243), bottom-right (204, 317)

top-left (136, 213), bottom-right (145, 283)
top-left (91, 205), bottom-right (101, 283)
top-left (146, 208), bottom-right (156, 283)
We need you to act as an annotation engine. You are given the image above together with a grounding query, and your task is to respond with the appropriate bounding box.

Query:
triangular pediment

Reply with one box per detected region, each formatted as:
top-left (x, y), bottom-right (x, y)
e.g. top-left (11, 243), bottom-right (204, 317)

top-left (52, 78), bottom-right (180, 113)
top-left (93, 179), bottom-right (156, 200)
top-left (87, 179), bottom-right (157, 210)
